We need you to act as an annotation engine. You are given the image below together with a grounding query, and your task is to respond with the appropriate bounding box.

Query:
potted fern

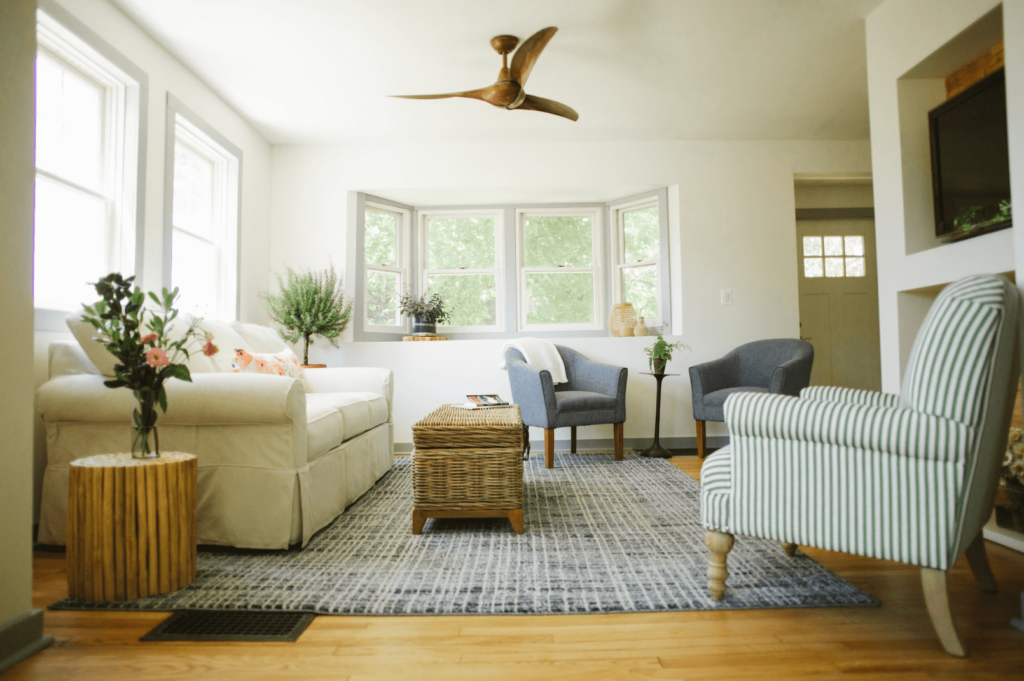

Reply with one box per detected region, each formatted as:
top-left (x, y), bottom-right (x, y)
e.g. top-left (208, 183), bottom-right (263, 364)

top-left (643, 334), bottom-right (691, 375)
top-left (262, 264), bottom-right (352, 366)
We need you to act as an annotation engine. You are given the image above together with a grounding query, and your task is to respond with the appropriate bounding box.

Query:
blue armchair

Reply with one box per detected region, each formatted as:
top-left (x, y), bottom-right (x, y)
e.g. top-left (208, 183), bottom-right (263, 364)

top-left (505, 345), bottom-right (627, 468)
top-left (689, 339), bottom-right (813, 457)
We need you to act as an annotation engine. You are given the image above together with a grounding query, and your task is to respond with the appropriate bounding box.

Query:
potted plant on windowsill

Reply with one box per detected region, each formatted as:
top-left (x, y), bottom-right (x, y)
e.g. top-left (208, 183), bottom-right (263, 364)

top-left (262, 263), bottom-right (352, 367)
top-left (399, 290), bottom-right (451, 337)
top-left (643, 334), bottom-right (691, 375)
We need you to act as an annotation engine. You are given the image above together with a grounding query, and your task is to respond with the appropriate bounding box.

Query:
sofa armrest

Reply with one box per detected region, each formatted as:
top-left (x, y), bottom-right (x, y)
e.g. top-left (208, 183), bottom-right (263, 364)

top-left (800, 385), bottom-right (901, 409)
top-left (38, 373), bottom-right (306, 426)
top-left (724, 391), bottom-right (972, 463)
top-left (303, 367), bottom-right (394, 417)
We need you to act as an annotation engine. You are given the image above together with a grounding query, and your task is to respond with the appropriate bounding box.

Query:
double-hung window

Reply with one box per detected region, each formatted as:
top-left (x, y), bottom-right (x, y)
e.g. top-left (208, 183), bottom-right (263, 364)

top-left (420, 211), bottom-right (503, 331)
top-left (612, 199), bottom-right (661, 325)
top-left (516, 209), bottom-right (603, 331)
top-left (363, 203), bottom-right (407, 330)
top-left (167, 100), bottom-right (240, 320)
top-left (34, 8), bottom-right (143, 312)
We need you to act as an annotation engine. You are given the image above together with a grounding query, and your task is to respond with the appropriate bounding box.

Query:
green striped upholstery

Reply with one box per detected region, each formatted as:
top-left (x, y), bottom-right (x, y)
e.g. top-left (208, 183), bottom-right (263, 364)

top-left (701, 275), bottom-right (1019, 572)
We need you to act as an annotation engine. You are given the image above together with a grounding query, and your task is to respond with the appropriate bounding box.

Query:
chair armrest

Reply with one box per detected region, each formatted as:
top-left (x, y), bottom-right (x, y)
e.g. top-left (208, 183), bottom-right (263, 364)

top-left (800, 385), bottom-right (901, 409)
top-left (38, 373), bottom-right (306, 426)
top-left (570, 356), bottom-right (627, 400)
top-left (303, 367), bottom-right (394, 417)
top-left (506, 357), bottom-right (557, 429)
top-left (724, 391), bottom-right (972, 463)
top-left (768, 356), bottom-right (813, 396)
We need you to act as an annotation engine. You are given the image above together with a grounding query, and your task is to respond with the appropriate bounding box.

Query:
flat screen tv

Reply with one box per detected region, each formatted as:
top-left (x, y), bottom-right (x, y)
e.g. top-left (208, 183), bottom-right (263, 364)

top-left (929, 68), bottom-right (1012, 241)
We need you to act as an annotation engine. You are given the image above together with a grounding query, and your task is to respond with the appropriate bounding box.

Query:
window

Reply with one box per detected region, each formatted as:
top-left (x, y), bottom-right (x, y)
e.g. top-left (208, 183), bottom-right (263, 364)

top-left (802, 236), bottom-right (865, 278)
top-left (611, 200), bottom-right (661, 325)
top-left (420, 211), bottom-right (503, 330)
top-left (516, 209), bottom-right (602, 330)
top-left (34, 9), bottom-right (143, 312)
top-left (167, 99), bottom-right (240, 320)
top-left (364, 203), bottom-right (407, 330)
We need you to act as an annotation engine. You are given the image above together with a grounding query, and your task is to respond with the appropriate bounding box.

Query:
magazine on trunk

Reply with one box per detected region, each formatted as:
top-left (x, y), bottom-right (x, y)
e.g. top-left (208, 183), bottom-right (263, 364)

top-left (454, 394), bottom-right (510, 409)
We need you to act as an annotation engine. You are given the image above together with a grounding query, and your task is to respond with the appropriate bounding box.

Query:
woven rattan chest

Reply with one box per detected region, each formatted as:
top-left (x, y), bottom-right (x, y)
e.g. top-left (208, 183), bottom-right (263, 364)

top-left (410, 404), bottom-right (526, 534)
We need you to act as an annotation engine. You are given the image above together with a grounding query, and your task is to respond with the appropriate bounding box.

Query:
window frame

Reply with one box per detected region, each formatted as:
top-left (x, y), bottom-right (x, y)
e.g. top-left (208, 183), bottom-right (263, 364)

top-left (515, 207), bottom-right (605, 332)
top-left (163, 94), bottom-right (241, 321)
top-left (363, 201), bottom-right (410, 334)
top-left (34, 2), bottom-right (147, 327)
top-left (609, 196), bottom-right (664, 328)
top-left (418, 208), bottom-right (506, 334)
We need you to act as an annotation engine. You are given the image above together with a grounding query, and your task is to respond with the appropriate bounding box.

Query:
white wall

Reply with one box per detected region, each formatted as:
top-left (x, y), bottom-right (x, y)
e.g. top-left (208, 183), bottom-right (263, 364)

top-left (271, 140), bottom-right (872, 446)
top-left (866, 0), bottom-right (1019, 392)
top-left (31, 0), bottom-right (274, 520)
top-left (1, 0), bottom-right (38, 631)
top-left (794, 183), bottom-right (875, 209)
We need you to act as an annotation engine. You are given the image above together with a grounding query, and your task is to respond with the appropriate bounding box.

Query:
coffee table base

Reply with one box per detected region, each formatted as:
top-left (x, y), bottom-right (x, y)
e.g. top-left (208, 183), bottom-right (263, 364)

top-left (413, 508), bottom-right (524, 534)
top-left (638, 442), bottom-right (673, 459)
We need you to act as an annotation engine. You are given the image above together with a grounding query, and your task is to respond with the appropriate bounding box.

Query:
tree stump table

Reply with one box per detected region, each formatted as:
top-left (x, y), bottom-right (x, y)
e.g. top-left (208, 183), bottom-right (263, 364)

top-left (67, 452), bottom-right (197, 602)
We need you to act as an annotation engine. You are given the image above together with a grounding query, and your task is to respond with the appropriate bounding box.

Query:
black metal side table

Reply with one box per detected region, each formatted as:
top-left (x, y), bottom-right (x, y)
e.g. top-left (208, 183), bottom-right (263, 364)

top-left (639, 372), bottom-right (677, 459)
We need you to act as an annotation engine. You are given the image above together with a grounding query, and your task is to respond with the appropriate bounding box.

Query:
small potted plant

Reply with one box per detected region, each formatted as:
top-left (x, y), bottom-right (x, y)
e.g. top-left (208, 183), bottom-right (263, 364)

top-left (643, 334), bottom-right (691, 375)
top-left (997, 428), bottom-right (1024, 532)
top-left (262, 263), bottom-right (351, 366)
top-left (82, 273), bottom-right (215, 459)
top-left (399, 290), bottom-right (451, 336)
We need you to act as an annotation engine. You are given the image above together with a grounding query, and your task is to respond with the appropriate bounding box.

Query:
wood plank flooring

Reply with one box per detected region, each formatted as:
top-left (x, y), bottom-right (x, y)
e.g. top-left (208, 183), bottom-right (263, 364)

top-left (11, 455), bottom-right (1024, 680)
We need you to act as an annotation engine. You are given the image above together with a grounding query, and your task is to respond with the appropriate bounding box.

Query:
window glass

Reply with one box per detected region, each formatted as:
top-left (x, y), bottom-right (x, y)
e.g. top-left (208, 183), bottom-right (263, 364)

top-left (524, 272), bottom-right (594, 325)
top-left (825, 257), bottom-right (845, 277)
top-left (366, 270), bottom-right (400, 326)
top-left (173, 141), bottom-right (214, 239)
top-left (845, 257), bottom-right (866, 277)
top-left (364, 210), bottom-right (397, 266)
top-left (171, 230), bottom-right (218, 317)
top-left (622, 265), bottom-right (658, 321)
top-left (523, 215), bottom-right (592, 267)
top-left (804, 258), bottom-right (824, 278)
top-left (824, 236), bottom-right (844, 256)
top-left (803, 235), bottom-right (867, 278)
top-left (427, 274), bottom-right (497, 326)
top-left (802, 236), bottom-right (822, 256)
top-left (427, 217), bottom-right (495, 270)
top-left (35, 52), bottom-right (103, 191)
top-left (623, 206), bottom-right (659, 262)
top-left (844, 236), bottom-right (864, 257)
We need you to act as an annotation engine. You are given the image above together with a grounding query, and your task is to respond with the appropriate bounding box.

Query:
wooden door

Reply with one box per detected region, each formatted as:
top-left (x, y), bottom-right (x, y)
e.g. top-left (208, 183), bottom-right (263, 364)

top-left (796, 220), bottom-right (881, 391)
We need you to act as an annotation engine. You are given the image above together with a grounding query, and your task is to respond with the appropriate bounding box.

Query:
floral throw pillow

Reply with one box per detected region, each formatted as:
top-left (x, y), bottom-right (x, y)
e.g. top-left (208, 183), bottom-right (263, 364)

top-left (230, 348), bottom-right (304, 380)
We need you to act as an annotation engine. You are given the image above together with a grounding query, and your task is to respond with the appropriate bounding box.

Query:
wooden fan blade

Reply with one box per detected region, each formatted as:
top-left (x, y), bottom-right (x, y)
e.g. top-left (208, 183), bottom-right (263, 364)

top-left (510, 27), bottom-right (557, 87)
top-left (390, 85), bottom-right (495, 101)
top-left (514, 94), bottom-right (579, 121)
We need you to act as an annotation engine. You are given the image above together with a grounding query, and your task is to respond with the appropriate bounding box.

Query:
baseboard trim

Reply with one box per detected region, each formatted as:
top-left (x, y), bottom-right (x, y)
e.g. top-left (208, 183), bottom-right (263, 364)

top-left (394, 435), bottom-right (730, 454)
top-left (0, 610), bottom-right (54, 674)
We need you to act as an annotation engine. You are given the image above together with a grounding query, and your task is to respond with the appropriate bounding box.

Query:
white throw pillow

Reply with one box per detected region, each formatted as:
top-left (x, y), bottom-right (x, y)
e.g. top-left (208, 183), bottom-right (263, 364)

top-left (194, 319), bottom-right (253, 372)
top-left (231, 322), bottom-right (288, 353)
top-left (230, 347), bottom-right (304, 380)
top-left (66, 309), bottom-right (117, 377)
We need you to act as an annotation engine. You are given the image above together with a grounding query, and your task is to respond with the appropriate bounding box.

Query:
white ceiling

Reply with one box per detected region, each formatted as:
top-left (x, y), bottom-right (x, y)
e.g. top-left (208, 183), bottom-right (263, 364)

top-left (111, 0), bottom-right (884, 145)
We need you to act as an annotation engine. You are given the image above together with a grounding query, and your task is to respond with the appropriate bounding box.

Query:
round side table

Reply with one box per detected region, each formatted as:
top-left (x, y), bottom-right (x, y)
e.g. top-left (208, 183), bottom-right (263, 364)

top-left (67, 452), bottom-right (197, 602)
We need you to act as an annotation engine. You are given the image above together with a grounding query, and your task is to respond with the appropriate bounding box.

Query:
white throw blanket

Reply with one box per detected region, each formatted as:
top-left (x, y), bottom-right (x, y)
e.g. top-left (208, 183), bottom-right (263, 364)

top-left (498, 338), bottom-right (568, 385)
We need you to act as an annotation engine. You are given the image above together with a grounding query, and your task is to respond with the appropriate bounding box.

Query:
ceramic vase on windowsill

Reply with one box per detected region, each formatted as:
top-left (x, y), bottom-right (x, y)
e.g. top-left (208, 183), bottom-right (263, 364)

top-left (634, 317), bottom-right (649, 337)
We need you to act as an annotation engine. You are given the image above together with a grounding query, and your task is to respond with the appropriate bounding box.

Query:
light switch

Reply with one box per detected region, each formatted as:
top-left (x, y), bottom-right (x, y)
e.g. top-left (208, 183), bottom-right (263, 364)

top-left (721, 289), bottom-right (733, 305)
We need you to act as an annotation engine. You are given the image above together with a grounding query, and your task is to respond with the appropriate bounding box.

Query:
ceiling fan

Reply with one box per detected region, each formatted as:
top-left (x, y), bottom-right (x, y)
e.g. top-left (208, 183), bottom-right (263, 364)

top-left (390, 27), bottom-right (579, 122)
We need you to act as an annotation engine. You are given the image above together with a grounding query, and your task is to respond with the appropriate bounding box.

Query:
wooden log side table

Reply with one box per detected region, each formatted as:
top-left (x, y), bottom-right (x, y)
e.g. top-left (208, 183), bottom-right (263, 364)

top-left (67, 452), bottom-right (197, 602)
top-left (639, 373), bottom-right (678, 459)
top-left (411, 404), bottom-right (526, 534)
top-left (402, 336), bottom-right (447, 342)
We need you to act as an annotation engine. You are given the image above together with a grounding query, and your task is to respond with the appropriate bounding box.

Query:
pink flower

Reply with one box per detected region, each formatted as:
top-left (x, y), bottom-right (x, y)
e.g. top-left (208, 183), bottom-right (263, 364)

top-left (140, 333), bottom-right (158, 345)
top-left (203, 340), bottom-right (218, 357)
top-left (145, 348), bottom-right (169, 367)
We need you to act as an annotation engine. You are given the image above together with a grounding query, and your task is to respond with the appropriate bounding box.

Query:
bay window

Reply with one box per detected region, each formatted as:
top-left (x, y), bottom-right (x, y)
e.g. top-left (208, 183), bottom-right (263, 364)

top-left (364, 203), bottom-right (407, 330)
top-left (612, 199), bottom-right (662, 326)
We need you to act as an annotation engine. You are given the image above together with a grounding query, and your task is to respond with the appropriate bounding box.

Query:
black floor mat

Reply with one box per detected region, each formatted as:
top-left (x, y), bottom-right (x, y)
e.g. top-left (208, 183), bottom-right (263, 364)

top-left (140, 610), bottom-right (315, 642)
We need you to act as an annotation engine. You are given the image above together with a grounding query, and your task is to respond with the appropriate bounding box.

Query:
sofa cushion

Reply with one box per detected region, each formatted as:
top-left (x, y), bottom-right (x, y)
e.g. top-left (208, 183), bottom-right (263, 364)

top-left (554, 390), bottom-right (617, 413)
top-left (232, 322), bottom-right (288, 353)
top-left (305, 392), bottom-right (389, 461)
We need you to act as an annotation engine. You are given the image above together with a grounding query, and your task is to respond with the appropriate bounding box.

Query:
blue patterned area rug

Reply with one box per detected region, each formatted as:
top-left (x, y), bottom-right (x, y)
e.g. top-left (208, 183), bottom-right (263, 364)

top-left (51, 453), bottom-right (878, 615)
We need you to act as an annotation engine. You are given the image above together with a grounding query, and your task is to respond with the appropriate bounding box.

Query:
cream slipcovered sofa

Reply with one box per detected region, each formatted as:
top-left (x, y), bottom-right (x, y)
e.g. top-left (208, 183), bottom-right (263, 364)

top-left (36, 313), bottom-right (394, 550)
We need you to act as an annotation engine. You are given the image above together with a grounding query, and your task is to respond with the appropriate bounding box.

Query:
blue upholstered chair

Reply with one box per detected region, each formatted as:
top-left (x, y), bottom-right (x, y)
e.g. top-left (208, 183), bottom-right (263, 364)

top-left (689, 339), bottom-right (814, 458)
top-left (700, 275), bottom-right (1023, 657)
top-left (505, 345), bottom-right (627, 468)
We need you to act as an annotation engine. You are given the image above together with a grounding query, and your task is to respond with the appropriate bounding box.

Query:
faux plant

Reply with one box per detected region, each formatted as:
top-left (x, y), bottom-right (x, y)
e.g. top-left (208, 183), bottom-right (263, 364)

top-left (82, 273), bottom-right (215, 459)
top-left (262, 263), bottom-right (352, 365)
top-left (643, 334), bottom-right (691, 373)
top-left (399, 290), bottom-right (451, 324)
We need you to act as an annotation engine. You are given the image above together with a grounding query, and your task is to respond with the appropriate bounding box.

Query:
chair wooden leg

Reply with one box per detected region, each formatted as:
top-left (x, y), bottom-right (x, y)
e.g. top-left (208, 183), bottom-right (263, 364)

top-left (696, 420), bottom-right (707, 459)
top-left (965, 533), bottom-right (997, 593)
top-left (613, 422), bottom-right (624, 461)
top-left (570, 426), bottom-right (577, 453)
top-left (704, 530), bottom-right (734, 601)
top-left (921, 568), bottom-right (967, 657)
top-left (782, 542), bottom-right (797, 557)
top-left (544, 429), bottom-right (555, 469)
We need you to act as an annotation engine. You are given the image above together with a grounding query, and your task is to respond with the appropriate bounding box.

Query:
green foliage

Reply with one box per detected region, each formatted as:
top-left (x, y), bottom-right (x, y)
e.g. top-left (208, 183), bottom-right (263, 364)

top-left (643, 334), bottom-right (690, 372)
top-left (399, 289), bottom-right (452, 324)
top-left (426, 275), bottom-right (493, 326)
top-left (82, 273), bottom-right (206, 456)
top-left (624, 206), bottom-right (659, 262)
top-left (523, 216), bottom-right (592, 267)
top-left (623, 265), bottom-right (658, 322)
top-left (427, 217), bottom-right (495, 269)
top-left (262, 263), bottom-right (351, 364)
top-left (366, 270), bottom-right (399, 326)
top-left (525, 272), bottom-right (594, 325)
top-left (364, 210), bottom-right (397, 265)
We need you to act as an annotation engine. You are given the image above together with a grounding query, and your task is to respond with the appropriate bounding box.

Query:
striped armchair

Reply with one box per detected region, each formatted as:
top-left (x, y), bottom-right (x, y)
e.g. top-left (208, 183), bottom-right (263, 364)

top-left (701, 275), bottom-right (1023, 657)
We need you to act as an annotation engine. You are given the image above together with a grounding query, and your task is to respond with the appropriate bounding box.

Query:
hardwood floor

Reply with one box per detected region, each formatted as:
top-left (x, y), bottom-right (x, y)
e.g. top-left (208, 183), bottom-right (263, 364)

top-left (11, 455), bottom-right (1024, 680)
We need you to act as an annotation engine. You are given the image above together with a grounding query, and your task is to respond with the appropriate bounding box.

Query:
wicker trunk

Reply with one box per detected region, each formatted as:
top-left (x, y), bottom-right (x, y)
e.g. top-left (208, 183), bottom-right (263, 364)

top-left (411, 404), bottom-right (525, 534)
